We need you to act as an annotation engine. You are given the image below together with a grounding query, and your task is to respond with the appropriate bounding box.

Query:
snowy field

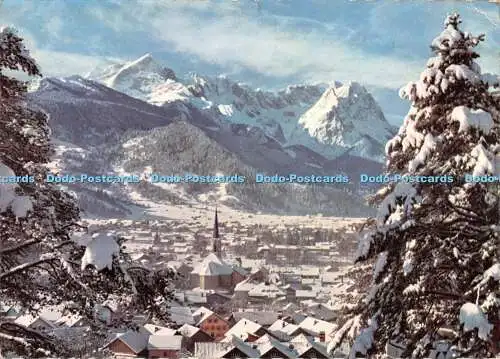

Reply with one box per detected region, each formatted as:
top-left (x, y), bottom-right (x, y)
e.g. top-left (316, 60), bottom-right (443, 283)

top-left (83, 188), bottom-right (365, 230)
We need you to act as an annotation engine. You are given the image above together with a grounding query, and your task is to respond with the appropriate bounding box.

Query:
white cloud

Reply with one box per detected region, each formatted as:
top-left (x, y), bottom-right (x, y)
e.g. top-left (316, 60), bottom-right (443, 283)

top-left (32, 49), bottom-right (114, 77)
top-left (8, 29), bottom-right (120, 77)
top-left (88, 1), bottom-right (423, 88)
top-left (3, 0), bottom-right (497, 87)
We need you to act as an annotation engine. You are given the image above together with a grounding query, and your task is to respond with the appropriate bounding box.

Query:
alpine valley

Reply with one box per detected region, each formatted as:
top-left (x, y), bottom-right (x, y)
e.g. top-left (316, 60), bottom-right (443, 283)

top-left (27, 54), bottom-right (394, 218)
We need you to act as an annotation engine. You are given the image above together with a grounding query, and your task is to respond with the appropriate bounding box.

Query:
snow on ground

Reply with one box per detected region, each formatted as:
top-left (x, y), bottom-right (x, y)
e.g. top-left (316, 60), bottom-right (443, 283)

top-left (118, 187), bottom-right (363, 228)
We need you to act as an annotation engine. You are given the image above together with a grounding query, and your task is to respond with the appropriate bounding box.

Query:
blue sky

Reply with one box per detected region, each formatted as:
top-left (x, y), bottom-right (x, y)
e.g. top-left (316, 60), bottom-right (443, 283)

top-left (0, 0), bottom-right (498, 123)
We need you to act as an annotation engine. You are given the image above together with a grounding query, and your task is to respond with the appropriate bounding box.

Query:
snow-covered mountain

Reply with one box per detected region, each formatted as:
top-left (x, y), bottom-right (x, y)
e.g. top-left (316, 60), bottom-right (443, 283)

top-left (86, 53), bottom-right (178, 102)
top-left (28, 75), bottom-right (379, 217)
top-left (87, 54), bottom-right (396, 162)
top-left (289, 82), bottom-right (396, 160)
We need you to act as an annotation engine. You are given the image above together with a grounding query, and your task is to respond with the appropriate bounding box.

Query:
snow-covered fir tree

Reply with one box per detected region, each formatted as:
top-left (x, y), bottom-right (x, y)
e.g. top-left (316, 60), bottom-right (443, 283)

top-left (0, 27), bottom-right (176, 358)
top-left (329, 13), bottom-right (500, 358)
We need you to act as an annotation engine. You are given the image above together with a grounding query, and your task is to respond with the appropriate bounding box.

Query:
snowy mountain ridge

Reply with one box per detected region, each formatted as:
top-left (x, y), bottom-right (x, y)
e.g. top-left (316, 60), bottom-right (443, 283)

top-left (28, 75), bottom-right (379, 217)
top-left (86, 54), bottom-right (396, 162)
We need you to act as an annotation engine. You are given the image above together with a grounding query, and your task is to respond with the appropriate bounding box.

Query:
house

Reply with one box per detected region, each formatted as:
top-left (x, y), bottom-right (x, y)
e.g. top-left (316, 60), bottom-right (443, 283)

top-left (55, 313), bottom-right (87, 328)
top-left (141, 324), bottom-right (177, 336)
top-left (147, 335), bottom-right (183, 359)
top-left (0, 304), bottom-right (21, 320)
top-left (229, 311), bottom-right (281, 328)
top-left (233, 279), bottom-right (255, 302)
top-left (302, 303), bottom-right (337, 322)
top-left (103, 330), bottom-right (149, 358)
top-left (168, 306), bottom-right (194, 326)
top-left (176, 323), bottom-right (213, 352)
top-left (206, 292), bottom-right (232, 309)
top-left (291, 333), bottom-right (330, 358)
top-left (13, 314), bottom-right (55, 332)
top-left (255, 334), bottom-right (299, 358)
top-left (219, 335), bottom-right (260, 358)
top-left (193, 306), bottom-right (231, 340)
top-left (247, 282), bottom-right (286, 303)
top-left (297, 316), bottom-right (337, 338)
top-left (267, 320), bottom-right (305, 341)
top-left (222, 318), bottom-right (267, 342)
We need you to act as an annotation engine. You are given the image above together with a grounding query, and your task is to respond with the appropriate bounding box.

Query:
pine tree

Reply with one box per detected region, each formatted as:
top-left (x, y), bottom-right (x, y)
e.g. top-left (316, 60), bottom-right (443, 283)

top-left (329, 13), bottom-right (500, 358)
top-left (0, 27), bottom-right (176, 358)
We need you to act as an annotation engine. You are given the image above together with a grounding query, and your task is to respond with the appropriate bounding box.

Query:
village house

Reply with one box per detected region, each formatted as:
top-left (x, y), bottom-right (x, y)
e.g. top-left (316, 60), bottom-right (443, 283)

top-left (267, 319), bottom-right (308, 341)
top-left (0, 303), bottom-right (21, 320)
top-left (147, 335), bottom-right (183, 359)
top-left (13, 314), bottom-right (55, 333)
top-left (228, 311), bottom-right (281, 328)
top-left (176, 323), bottom-right (214, 353)
top-left (193, 306), bottom-right (231, 340)
top-left (103, 331), bottom-right (149, 358)
top-left (222, 318), bottom-right (268, 342)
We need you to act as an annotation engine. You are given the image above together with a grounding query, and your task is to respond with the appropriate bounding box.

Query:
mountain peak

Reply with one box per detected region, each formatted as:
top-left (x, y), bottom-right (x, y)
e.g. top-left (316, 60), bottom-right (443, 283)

top-left (335, 81), bottom-right (367, 98)
top-left (86, 53), bottom-right (177, 100)
top-left (129, 53), bottom-right (155, 67)
top-left (293, 82), bottom-right (395, 162)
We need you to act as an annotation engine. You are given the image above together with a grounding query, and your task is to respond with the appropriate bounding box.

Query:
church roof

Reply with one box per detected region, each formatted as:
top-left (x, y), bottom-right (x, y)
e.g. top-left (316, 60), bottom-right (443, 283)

top-left (192, 253), bottom-right (234, 276)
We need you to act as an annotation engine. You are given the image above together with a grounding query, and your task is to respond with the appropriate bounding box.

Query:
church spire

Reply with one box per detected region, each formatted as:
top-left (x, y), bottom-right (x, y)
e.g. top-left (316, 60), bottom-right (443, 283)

top-left (212, 207), bottom-right (221, 256)
top-left (213, 207), bottom-right (219, 239)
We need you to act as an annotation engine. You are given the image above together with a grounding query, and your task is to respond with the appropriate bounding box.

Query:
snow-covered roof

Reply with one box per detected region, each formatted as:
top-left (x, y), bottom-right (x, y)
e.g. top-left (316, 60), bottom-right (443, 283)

top-left (177, 323), bottom-right (201, 338)
top-left (169, 306), bottom-right (194, 325)
top-left (255, 334), bottom-right (298, 358)
top-left (193, 307), bottom-right (217, 326)
top-left (223, 318), bottom-right (262, 341)
top-left (225, 335), bottom-right (261, 358)
top-left (39, 305), bottom-right (65, 322)
top-left (142, 323), bottom-right (176, 336)
top-left (231, 311), bottom-right (281, 327)
top-left (55, 313), bottom-right (83, 327)
top-left (234, 278), bottom-right (255, 292)
top-left (191, 253), bottom-right (234, 276)
top-left (14, 314), bottom-right (54, 329)
top-left (107, 331), bottom-right (149, 354)
top-left (292, 333), bottom-right (330, 357)
top-left (147, 335), bottom-right (183, 350)
top-left (267, 319), bottom-right (301, 340)
top-left (298, 316), bottom-right (337, 336)
top-left (248, 282), bottom-right (285, 298)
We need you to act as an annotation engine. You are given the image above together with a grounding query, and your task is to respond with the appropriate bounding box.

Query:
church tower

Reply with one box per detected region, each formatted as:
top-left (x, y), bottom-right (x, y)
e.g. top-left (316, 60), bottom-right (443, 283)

top-left (212, 207), bottom-right (222, 258)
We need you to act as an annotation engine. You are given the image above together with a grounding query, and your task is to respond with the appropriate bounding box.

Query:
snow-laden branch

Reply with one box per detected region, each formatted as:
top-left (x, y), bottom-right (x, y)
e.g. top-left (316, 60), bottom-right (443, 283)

top-left (0, 239), bottom-right (41, 256)
top-left (58, 255), bottom-right (89, 291)
top-left (0, 254), bottom-right (56, 280)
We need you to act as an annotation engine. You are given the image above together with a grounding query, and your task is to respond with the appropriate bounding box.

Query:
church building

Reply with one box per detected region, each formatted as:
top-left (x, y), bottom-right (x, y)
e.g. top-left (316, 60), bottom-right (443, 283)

top-left (191, 209), bottom-right (246, 291)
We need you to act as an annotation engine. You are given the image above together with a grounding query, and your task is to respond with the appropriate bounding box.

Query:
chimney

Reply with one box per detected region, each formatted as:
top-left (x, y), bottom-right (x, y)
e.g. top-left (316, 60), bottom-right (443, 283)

top-left (319, 331), bottom-right (325, 342)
